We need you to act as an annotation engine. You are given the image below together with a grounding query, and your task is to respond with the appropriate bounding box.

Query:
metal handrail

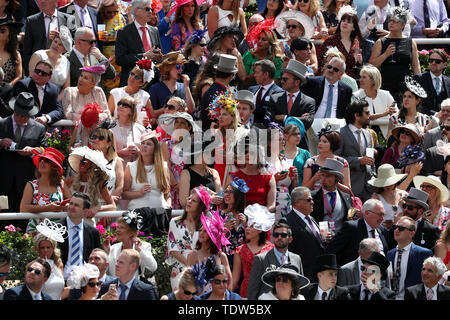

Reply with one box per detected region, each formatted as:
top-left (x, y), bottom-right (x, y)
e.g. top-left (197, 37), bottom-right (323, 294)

top-left (0, 210), bottom-right (184, 220)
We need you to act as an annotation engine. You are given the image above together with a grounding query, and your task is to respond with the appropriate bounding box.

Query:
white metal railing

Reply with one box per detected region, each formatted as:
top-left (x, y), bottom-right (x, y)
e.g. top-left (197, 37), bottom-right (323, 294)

top-left (312, 38), bottom-right (450, 45)
top-left (0, 210), bottom-right (184, 220)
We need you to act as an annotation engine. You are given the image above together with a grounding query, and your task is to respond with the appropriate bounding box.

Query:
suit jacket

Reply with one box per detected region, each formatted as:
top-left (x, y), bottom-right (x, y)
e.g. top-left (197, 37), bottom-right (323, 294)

top-left (99, 277), bottom-right (158, 300)
top-left (23, 11), bottom-right (76, 75)
top-left (404, 283), bottom-right (450, 300)
top-left (57, 218), bottom-right (101, 265)
top-left (0, 116), bottom-right (46, 197)
top-left (13, 0), bottom-right (40, 31)
top-left (286, 210), bottom-right (325, 282)
top-left (311, 187), bottom-right (353, 226)
top-left (424, 146), bottom-right (444, 176)
top-left (246, 248), bottom-right (303, 300)
top-left (300, 283), bottom-right (351, 300)
top-left (65, 49), bottom-right (116, 87)
top-left (115, 22), bottom-right (161, 86)
top-left (337, 258), bottom-right (361, 287)
top-left (387, 243), bottom-right (432, 291)
top-left (336, 125), bottom-right (375, 202)
top-left (325, 218), bottom-right (390, 267)
top-left (347, 284), bottom-right (396, 300)
top-left (413, 71), bottom-right (450, 115)
top-left (3, 285), bottom-right (53, 300)
top-left (300, 76), bottom-right (353, 119)
top-left (387, 219), bottom-right (441, 251)
top-left (248, 82), bottom-right (284, 123)
top-left (13, 78), bottom-right (64, 124)
top-left (423, 126), bottom-right (443, 150)
top-left (58, 3), bottom-right (98, 38)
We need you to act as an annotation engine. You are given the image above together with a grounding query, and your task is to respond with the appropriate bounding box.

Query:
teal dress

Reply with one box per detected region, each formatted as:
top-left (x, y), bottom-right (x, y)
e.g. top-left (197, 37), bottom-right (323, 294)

top-left (242, 51), bottom-right (283, 88)
top-left (281, 148), bottom-right (311, 186)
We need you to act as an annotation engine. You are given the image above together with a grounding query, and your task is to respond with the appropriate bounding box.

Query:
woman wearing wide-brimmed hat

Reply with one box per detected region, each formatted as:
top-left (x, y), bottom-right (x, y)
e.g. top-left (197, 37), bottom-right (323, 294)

top-left (369, 164), bottom-right (408, 229)
top-left (395, 144), bottom-right (426, 191)
top-left (259, 264), bottom-right (309, 300)
top-left (414, 175), bottom-right (450, 232)
top-left (381, 123), bottom-right (421, 167)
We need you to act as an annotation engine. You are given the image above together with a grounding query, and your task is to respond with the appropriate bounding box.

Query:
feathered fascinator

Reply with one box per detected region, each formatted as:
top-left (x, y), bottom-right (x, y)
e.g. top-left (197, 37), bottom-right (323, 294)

top-left (244, 204), bottom-right (275, 232)
top-left (230, 177), bottom-right (249, 194)
top-left (67, 264), bottom-right (100, 289)
top-left (337, 5), bottom-right (357, 21)
top-left (324, 46), bottom-right (341, 58)
top-left (200, 210), bottom-right (231, 252)
top-left (405, 76), bottom-right (427, 99)
top-left (207, 91), bottom-right (237, 120)
top-left (396, 145), bottom-right (425, 168)
top-left (137, 58), bottom-right (155, 84)
top-left (246, 17), bottom-right (278, 50)
top-left (194, 185), bottom-right (211, 212)
top-left (436, 139), bottom-right (450, 158)
top-left (122, 210), bottom-right (145, 231)
top-left (97, 118), bottom-right (117, 130)
top-left (317, 124), bottom-right (336, 138)
top-left (80, 57), bottom-right (113, 74)
top-left (388, 6), bottom-right (412, 25)
top-left (191, 256), bottom-right (216, 291)
top-left (188, 29), bottom-right (208, 44)
top-left (36, 219), bottom-right (67, 243)
top-left (81, 102), bottom-right (103, 128)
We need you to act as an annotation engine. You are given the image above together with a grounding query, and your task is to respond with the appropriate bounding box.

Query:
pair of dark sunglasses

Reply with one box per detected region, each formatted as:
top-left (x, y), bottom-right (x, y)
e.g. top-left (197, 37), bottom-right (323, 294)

top-left (273, 232), bottom-right (289, 238)
top-left (399, 129), bottom-right (412, 136)
top-left (443, 125), bottom-right (450, 131)
top-left (183, 288), bottom-right (197, 296)
top-left (392, 225), bottom-right (413, 232)
top-left (429, 58), bottom-right (444, 64)
top-left (35, 68), bottom-right (51, 77)
top-left (0, 271), bottom-right (11, 277)
top-left (80, 39), bottom-right (96, 45)
top-left (165, 104), bottom-right (177, 110)
top-left (212, 279), bottom-right (228, 285)
top-left (327, 65), bottom-right (340, 73)
top-left (176, 65), bottom-right (184, 71)
top-left (89, 135), bottom-right (106, 141)
top-left (87, 281), bottom-right (102, 288)
top-left (130, 71), bottom-right (142, 81)
top-left (286, 24), bottom-right (299, 29)
top-left (280, 77), bottom-right (290, 82)
top-left (140, 6), bottom-right (152, 11)
top-left (360, 265), bottom-right (376, 274)
top-left (27, 267), bottom-right (42, 275)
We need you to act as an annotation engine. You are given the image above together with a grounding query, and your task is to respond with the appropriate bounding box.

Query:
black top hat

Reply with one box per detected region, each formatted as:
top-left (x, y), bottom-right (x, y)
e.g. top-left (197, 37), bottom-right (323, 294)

top-left (361, 252), bottom-right (390, 280)
top-left (315, 254), bottom-right (339, 273)
top-left (10, 92), bottom-right (39, 117)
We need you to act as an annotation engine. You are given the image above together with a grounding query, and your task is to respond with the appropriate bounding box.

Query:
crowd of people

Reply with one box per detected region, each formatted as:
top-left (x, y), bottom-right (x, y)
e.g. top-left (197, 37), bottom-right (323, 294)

top-left (1, 0), bottom-right (450, 302)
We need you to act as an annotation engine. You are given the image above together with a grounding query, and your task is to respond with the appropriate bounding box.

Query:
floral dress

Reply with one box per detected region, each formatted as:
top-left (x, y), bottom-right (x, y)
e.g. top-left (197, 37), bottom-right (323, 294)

top-left (165, 138), bottom-right (186, 210)
top-left (26, 180), bottom-right (64, 234)
top-left (166, 218), bottom-right (199, 290)
top-left (433, 206), bottom-right (450, 233)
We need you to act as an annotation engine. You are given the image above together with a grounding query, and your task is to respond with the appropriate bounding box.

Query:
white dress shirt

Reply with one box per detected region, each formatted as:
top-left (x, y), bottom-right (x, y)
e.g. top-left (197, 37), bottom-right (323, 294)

top-left (394, 242), bottom-right (412, 300)
top-left (315, 79), bottom-right (338, 119)
top-left (273, 247), bottom-right (289, 265)
top-left (430, 73), bottom-right (443, 94)
top-left (43, 11), bottom-right (58, 37)
top-left (118, 278), bottom-right (135, 300)
top-left (27, 286), bottom-right (42, 300)
top-left (73, 47), bottom-right (89, 67)
top-left (316, 286), bottom-right (332, 300)
top-left (134, 20), bottom-right (152, 48)
top-left (424, 284), bottom-right (438, 300)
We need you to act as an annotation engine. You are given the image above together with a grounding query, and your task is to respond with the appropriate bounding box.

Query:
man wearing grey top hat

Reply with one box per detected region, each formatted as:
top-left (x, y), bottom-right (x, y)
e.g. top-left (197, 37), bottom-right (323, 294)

top-left (0, 92), bottom-right (47, 231)
top-left (236, 90), bottom-right (255, 128)
top-left (311, 158), bottom-right (353, 234)
top-left (388, 187), bottom-right (440, 251)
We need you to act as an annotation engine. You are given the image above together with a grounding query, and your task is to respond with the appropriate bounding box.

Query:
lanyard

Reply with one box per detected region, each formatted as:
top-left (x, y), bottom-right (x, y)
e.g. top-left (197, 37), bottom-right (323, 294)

top-left (323, 190), bottom-right (336, 218)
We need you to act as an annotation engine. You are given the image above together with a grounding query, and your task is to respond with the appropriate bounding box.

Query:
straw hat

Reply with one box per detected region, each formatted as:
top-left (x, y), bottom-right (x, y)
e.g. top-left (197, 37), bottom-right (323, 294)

top-left (391, 123), bottom-right (421, 145)
top-left (275, 10), bottom-right (314, 39)
top-left (368, 164), bottom-right (407, 188)
top-left (413, 175), bottom-right (450, 204)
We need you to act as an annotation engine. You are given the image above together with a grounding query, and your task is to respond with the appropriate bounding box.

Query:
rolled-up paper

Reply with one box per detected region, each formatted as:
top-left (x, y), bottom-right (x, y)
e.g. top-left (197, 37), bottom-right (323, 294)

top-left (0, 196), bottom-right (8, 210)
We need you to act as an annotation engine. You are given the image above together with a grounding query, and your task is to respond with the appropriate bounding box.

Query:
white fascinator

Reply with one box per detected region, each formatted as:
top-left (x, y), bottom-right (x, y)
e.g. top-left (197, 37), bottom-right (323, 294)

top-left (67, 264), bottom-right (100, 289)
top-left (337, 5), bottom-right (357, 21)
top-left (36, 218), bottom-right (68, 243)
top-left (244, 204), bottom-right (275, 232)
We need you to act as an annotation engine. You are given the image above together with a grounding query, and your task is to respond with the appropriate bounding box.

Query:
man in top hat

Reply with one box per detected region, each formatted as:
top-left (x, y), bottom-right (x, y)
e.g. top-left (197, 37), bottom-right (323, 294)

top-left (311, 158), bottom-right (353, 234)
top-left (300, 254), bottom-right (351, 300)
top-left (236, 90), bottom-right (255, 129)
top-left (346, 251), bottom-right (396, 300)
top-left (389, 187), bottom-right (440, 251)
top-left (268, 60), bottom-right (315, 137)
top-left (0, 92), bottom-right (47, 231)
top-left (200, 54), bottom-right (238, 132)
top-left (387, 216), bottom-right (433, 300)
top-left (300, 56), bottom-right (353, 121)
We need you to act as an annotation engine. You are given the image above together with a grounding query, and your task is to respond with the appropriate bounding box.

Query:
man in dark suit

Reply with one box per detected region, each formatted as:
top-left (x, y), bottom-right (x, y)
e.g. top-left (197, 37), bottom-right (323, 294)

top-left (336, 99), bottom-right (375, 202)
top-left (22, 0), bottom-right (76, 75)
top-left (300, 254), bottom-right (351, 300)
top-left (387, 216), bottom-right (433, 300)
top-left (59, 0), bottom-right (98, 38)
top-left (3, 258), bottom-right (53, 300)
top-left (326, 199), bottom-right (390, 267)
top-left (14, 0), bottom-right (40, 30)
top-left (405, 256), bottom-right (450, 300)
top-left (286, 186), bottom-right (325, 282)
top-left (0, 92), bottom-right (46, 231)
top-left (246, 219), bottom-right (304, 300)
top-left (66, 27), bottom-right (116, 87)
top-left (346, 252), bottom-right (396, 300)
top-left (58, 192), bottom-right (101, 280)
top-left (301, 57), bottom-right (353, 120)
top-left (13, 60), bottom-right (64, 125)
top-left (423, 102), bottom-right (450, 150)
top-left (413, 49), bottom-right (450, 116)
top-left (99, 249), bottom-right (158, 300)
top-left (248, 59), bottom-right (283, 124)
top-left (115, 0), bottom-right (162, 86)
top-left (423, 116), bottom-right (450, 175)
top-left (311, 158), bottom-right (353, 234)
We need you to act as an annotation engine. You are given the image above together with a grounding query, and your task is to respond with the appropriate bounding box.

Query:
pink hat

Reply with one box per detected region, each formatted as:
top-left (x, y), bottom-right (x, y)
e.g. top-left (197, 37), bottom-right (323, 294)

top-left (200, 210), bottom-right (231, 252)
top-left (167, 0), bottom-right (206, 16)
top-left (140, 129), bottom-right (160, 143)
top-left (194, 185), bottom-right (211, 212)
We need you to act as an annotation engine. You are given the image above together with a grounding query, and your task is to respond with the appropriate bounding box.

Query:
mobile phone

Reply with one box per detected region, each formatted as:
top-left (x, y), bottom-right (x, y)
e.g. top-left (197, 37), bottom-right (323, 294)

top-left (109, 283), bottom-right (117, 291)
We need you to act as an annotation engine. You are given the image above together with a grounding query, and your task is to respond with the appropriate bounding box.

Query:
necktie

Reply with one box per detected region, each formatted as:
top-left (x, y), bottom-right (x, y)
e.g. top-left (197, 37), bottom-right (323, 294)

top-left (256, 87), bottom-right (264, 106)
top-left (325, 84), bottom-right (334, 118)
top-left (392, 248), bottom-right (404, 292)
top-left (84, 55), bottom-right (90, 67)
top-left (287, 93), bottom-right (294, 114)
top-left (435, 77), bottom-right (441, 95)
top-left (34, 293), bottom-right (41, 300)
top-left (427, 288), bottom-right (434, 300)
top-left (14, 126), bottom-right (22, 143)
top-left (328, 191), bottom-right (336, 211)
top-left (140, 26), bottom-right (151, 53)
top-left (281, 254), bottom-right (287, 265)
top-left (45, 15), bottom-right (53, 48)
top-left (322, 291), bottom-right (328, 300)
top-left (70, 225), bottom-right (82, 266)
top-left (356, 129), bottom-right (364, 155)
top-left (363, 289), bottom-right (370, 300)
top-left (80, 8), bottom-right (86, 26)
top-left (370, 229), bottom-right (376, 239)
top-left (119, 284), bottom-right (128, 300)
top-left (423, 0), bottom-right (430, 28)
top-left (305, 216), bottom-right (324, 247)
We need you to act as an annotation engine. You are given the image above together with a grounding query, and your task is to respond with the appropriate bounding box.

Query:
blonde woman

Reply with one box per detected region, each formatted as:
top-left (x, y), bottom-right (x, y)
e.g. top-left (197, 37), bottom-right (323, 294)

top-left (296, 0), bottom-right (328, 40)
top-left (122, 130), bottom-right (171, 210)
top-left (207, 0), bottom-right (247, 39)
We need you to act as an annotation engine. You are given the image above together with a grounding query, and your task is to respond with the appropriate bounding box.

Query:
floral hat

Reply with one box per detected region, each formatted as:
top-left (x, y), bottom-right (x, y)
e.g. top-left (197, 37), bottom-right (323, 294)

top-left (396, 145), bottom-right (425, 168)
top-left (36, 218), bottom-right (68, 243)
top-left (404, 76), bottom-right (427, 99)
top-left (200, 210), bottom-right (231, 252)
top-left (207, 91), bottom-right (237, 120)
top-left (187, 29), bottom-right (208, 45)
top-left (122, 210), bottom-right (145, 231)
top-left (191, 256), bottom-right (216, 292)
top-left (246, 17), bottom-right (278, 50)
top-left (244, 204), bottom-right (275, 232)
top-left (337, 5), bottom-right (357, 21)
top-left (68, 146), bottom-right (113, 179)
top-left (31, 147), bottom-right (65, 175)
top-left (137, 58), bottom-right (155, 84)
top-left (230, 177), bottom-right (249, 194)
top-left (194, 185), bottom-right (211, 212)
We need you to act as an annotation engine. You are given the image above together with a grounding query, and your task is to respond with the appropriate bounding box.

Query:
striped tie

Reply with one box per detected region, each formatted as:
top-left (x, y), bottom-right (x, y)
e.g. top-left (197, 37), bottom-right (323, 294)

top-left (70, 225), bottom-right (82, 266)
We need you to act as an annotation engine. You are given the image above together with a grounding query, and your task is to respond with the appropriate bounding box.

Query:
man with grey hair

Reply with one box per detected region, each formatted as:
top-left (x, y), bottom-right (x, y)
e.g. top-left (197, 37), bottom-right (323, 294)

top-left (337, 238), bottom-right (380, 287)
top-left (300, 56), bottom-right (353, 120)
top-left (424, 116), bottom-right (450, 174)
top-left (326, 199), bottom-right (390, 266)
top-left (115, 0), bottom-right (163, 86)
top-left (66, 27), bottom-right (116, 87)
top-left (405, 256), bottom-right (450, 300)
top-left (286, 186), bottom-right (326, 282)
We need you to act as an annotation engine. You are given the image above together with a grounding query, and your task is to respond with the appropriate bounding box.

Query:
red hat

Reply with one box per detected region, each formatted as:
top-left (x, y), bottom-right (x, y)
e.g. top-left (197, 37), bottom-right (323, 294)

top-left (81, 103), bottom-right (102, 128)
top-left (32, 147), bottom-right (65, 175)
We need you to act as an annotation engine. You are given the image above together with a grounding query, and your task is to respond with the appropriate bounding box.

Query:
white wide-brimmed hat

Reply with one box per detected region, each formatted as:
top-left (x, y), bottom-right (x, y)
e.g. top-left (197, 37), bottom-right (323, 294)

top-left (261, 264), bottom-right (310, 289)
top-left (275, 10), bottom-right (314, 40)
top-left (413, 175), bottom-right (450, 204)
top-left (368, 164), bottom-right (407, 188)
top-left (68, 146), bottom-right (113, 180)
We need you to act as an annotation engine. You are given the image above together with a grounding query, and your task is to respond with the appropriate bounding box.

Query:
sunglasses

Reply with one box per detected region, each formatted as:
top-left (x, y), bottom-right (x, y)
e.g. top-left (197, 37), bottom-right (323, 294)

top-left (429, 58), bottom-right (444, 64)
top-left (27, 267), bottom-right (42, 275)
top-left (287, 24), bottom-right (298, 29)
top-left (87, 281), bottom-right (102, 287)
top-left (199, 43), bottom-right (207, 47)
top-left (327, 65), bottom-right (341, 73)
top-left (273, 232), bottom-right (289, 238)
top-left (176, 64), bottom-right (184, 71)
top-left (130, 71), bottom-right (142, 81)
top-left (89, 134), bottom-right (106, 141)
top-left (183, 288), bottom-right (197, 296)
top-left (444, 125), bottom-right (450, 131)
top-left (280, 77), bottom-right (290, 82)
top-left (392, 225), bottom-right (413, 232)
top-left (360, 265), bottom-right (376, 274)
top-left (140, 6), bottom-right (152, 11)
top-left (421, 184), bottom-right (437, 191)
top-left (300, 197), bottom-right (313, 202)
top-left (275, 276), bottom-right (290, 283)
top-left (0, 271), bottom-right (11, 277)
top-left (212, 279), bottom-right (228, 285)
top-left (402, 203), bottom-right (420, 210)
top-left (399, 129), bottom-right (411, 136)
top-left (80, 39), bottom-right (96, 45)
top-left (35, 68), bottom-right (51, 77)
top-left (118, 101), bottom-right (133, 108)
top-left (165, 104), bottom-right (177, 110)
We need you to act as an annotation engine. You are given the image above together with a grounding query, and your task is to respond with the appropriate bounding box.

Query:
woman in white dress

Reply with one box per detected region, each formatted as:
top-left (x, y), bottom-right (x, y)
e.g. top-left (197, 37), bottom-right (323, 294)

top-left (28, 25), bottom-right (72, 99)
top-left (207, 0), bottom-right (247, 39)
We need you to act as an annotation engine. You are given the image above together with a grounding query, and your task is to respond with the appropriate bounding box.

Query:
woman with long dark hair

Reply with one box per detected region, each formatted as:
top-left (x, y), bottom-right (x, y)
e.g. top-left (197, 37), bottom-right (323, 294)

top-left (0, 18), bottom-right (22, 86)
top-left (168, 0), bottom-right (204, 51)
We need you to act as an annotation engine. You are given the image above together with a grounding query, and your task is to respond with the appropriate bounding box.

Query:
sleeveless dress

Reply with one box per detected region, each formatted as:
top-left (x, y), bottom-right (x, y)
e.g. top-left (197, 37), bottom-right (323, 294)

top-left (217, 7), bottom-right (236, 28)
top-left (26, 180), bottom-right (64, 234)
top-left (42, 259), bottom-right (65, 300)
top-left (34, 50), bottom-right (70, 88)
top-left (2, 56), bottom-right (16, 84)
top-left (187, 167), bottom-right (216, 192)
top-left (110, 87), bottom-right (150, 126)
top-left (376, 191), bottom-right (407, 222)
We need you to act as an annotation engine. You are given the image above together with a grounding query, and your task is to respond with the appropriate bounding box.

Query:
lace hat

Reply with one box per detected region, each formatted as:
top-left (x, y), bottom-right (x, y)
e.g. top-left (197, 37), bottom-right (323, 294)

top-left (404, 76), bottom-right (427, 99)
